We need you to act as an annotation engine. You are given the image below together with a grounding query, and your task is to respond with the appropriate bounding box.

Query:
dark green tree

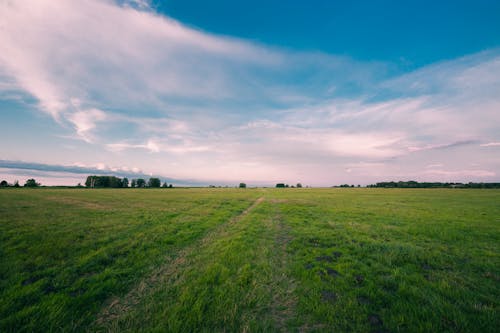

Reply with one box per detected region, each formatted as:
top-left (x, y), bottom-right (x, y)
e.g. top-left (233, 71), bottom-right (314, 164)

top-left (148, 177), bottom-right (161, 188)
top-left (24, 178), bottom-right (40, 187)
top-left (0, 180), bottom-right (8, 187)
top-left (13, 180), bottom-right (20, 188)
top-left (131, 179), bottom-right (137, 188)
top-left (239, 183), bottom-right (246, 188)
top-left (296, 183), bottom-right (302, 188)
top-left (85, 175), bottom-right (123, 188)
top-left (122, 177), bottom-right (129, 188)
top-left (136, 178), bottom-right (146, 188)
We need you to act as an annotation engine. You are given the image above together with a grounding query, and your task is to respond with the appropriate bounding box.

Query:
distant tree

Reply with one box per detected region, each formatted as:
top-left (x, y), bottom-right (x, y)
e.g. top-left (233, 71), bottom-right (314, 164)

top-left (168, 184), bottom-right (173, 188)
top-left (162, 182), bottom-right (169, 188)
top-left (109, 176), bottom-right (123, 188)
top-left (122, 177), bottom-right (129, 188)
top-left (136, 178), bottom-right (146, 188)
top-left (131, 179), bottom-right (137, 188)
top-left (148, 177), bottom-right (161, 188)
top-left (13, 180), bottom-right (20, 188)
top-left (276, 183), bottom-right (285, 188)
top-left (239, 183), bottom-right (246, 188)
top-left (296, 183), bottom-right (302, 188)
top-left (76, 183), bottom-right (83, 188)
top-left (85, 176), bottom-right (96, 188)
top-left (0, 180), bottom-right (8, 187)
top-left (85, 175), bottom-right (122, 188)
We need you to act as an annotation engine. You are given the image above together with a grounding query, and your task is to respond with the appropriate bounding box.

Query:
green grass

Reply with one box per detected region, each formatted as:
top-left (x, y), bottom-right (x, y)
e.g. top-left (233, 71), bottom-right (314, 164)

top-left (0, 188), bottom-right (498, 332)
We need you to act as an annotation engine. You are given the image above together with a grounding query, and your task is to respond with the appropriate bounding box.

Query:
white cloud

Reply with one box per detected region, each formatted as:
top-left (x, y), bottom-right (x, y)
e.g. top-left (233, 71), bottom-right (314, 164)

top-left (423, 169), bottom-right (495, 178)
top-left (426, 163), bottom-right (444, 168)
top-left (67, 108), bottom-right (107, 142)
top-left (480, 142), bottom-right (500, 147)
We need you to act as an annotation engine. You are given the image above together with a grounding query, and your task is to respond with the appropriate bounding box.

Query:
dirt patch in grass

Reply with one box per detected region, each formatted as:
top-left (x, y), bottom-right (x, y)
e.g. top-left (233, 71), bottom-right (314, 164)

top-left (21, 276), bottom-right (40, 286)
top-left (318, 268), bottom-right (341, 280)
top-left (354, 274), bottom-right (364, 285)
top-left (368, 314), bottom-right (383, 327)
top-left (320, 290), bottom-right (338, 303)
top-left (357, 295), bottom-right (371, 305)
top-left (315, 255), bottom-right (335, 263)
top-left (332, 251), bottom-right (342, 258)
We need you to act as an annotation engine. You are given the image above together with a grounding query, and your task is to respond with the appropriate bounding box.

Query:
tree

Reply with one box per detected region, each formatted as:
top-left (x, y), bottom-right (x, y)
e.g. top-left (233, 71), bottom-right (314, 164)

top-left (85, 176), bottom-right (96, 188)
top-left (162, 182), bottom-right (168, 188)
top-left (276, 183), bottom-right (285, 188)
top-left (0, 180), bottom-right (8, 187)
top-left (109, 176), bottom-right (122, 188)
top-left (239, 183), bottom-right (246, 188)
top-left (148, 177), bottom-right (161, 188)
top-left (122, 177), bottom-right (129, 188)
top-left (131, 179), bottom-right (137, 188)
top-left (13, 180), bottom-right (20, 188)
top-left (136, 178), bottom-right (146, 188)
top-left (296, 183), bottom-right (302, 188)
top-left (85, 175), bottom-right (123, 188)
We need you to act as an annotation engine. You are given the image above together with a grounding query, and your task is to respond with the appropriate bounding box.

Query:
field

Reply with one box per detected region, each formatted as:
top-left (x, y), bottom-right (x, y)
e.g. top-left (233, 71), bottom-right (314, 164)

top-left (0, 188), bottom-right (499, 332)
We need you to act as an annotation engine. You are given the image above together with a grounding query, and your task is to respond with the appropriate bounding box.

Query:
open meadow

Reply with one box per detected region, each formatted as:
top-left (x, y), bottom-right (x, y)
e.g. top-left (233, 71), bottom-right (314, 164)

top-left (0, 188), bottom-right (498, 332)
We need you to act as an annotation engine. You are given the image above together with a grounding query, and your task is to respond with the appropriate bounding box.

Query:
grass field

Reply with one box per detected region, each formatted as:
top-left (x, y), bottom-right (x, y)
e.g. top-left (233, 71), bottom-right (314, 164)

top-left (0, 188), bottom-right (498, 332)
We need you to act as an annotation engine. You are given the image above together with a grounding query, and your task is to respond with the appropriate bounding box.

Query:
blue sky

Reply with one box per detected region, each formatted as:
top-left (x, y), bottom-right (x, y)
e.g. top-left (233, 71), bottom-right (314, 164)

top-left (0, 0), bottom-right (499, 186)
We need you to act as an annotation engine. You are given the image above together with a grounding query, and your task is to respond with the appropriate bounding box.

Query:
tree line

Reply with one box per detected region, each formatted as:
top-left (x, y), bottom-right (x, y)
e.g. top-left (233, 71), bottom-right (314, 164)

top-left (0, 179), bottom-right (40, 187)
top-left (367, 181), bottom-right (500, 188)
top-left (85, 175), bottom-right (172, 188)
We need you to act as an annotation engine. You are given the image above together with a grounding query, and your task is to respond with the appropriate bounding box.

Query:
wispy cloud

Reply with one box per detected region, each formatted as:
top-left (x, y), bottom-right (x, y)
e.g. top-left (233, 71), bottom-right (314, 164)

top-left (407, 140), bottom-right (477, 153)
top-left (480, 142), bottom-right (500, 147)
top-left (423, 169), bottom-right (495, 178)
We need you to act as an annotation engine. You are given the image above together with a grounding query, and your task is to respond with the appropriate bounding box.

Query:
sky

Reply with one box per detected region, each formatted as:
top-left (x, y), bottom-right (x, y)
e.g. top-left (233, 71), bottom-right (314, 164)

top-left (1, 0), bottom-right (499, 186)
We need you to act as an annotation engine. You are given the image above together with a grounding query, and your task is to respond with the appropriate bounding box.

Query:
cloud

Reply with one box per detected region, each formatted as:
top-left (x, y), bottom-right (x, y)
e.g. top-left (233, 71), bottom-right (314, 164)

top-left (407, 140), bottom-right (477, 153)
top-left (426, 163), bottom-right (444, 168)
top-left (480, 142), bottom-right (500, 147)
top-left (423, 169), bottom-right (495, 178)
top-left (0, 159), bottom-right (146, 178)
top-left (67, 108), bottom-right (108, 142)
top-left (0, 0), bottom-right (286, 133)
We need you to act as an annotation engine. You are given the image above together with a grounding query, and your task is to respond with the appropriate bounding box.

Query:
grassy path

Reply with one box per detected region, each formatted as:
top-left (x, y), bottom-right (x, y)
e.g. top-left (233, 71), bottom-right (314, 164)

top-left (93, 197), bottom-right (302, 332)
top-left (93, 196), bottom-right (266, 328)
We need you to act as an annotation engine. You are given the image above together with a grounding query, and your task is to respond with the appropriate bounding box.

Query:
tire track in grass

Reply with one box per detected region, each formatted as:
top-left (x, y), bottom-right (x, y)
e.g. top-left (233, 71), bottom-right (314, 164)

top-left (93, 196), bottom-right (265, 329)
top-left (267, 207), bottom-right (298, 331)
